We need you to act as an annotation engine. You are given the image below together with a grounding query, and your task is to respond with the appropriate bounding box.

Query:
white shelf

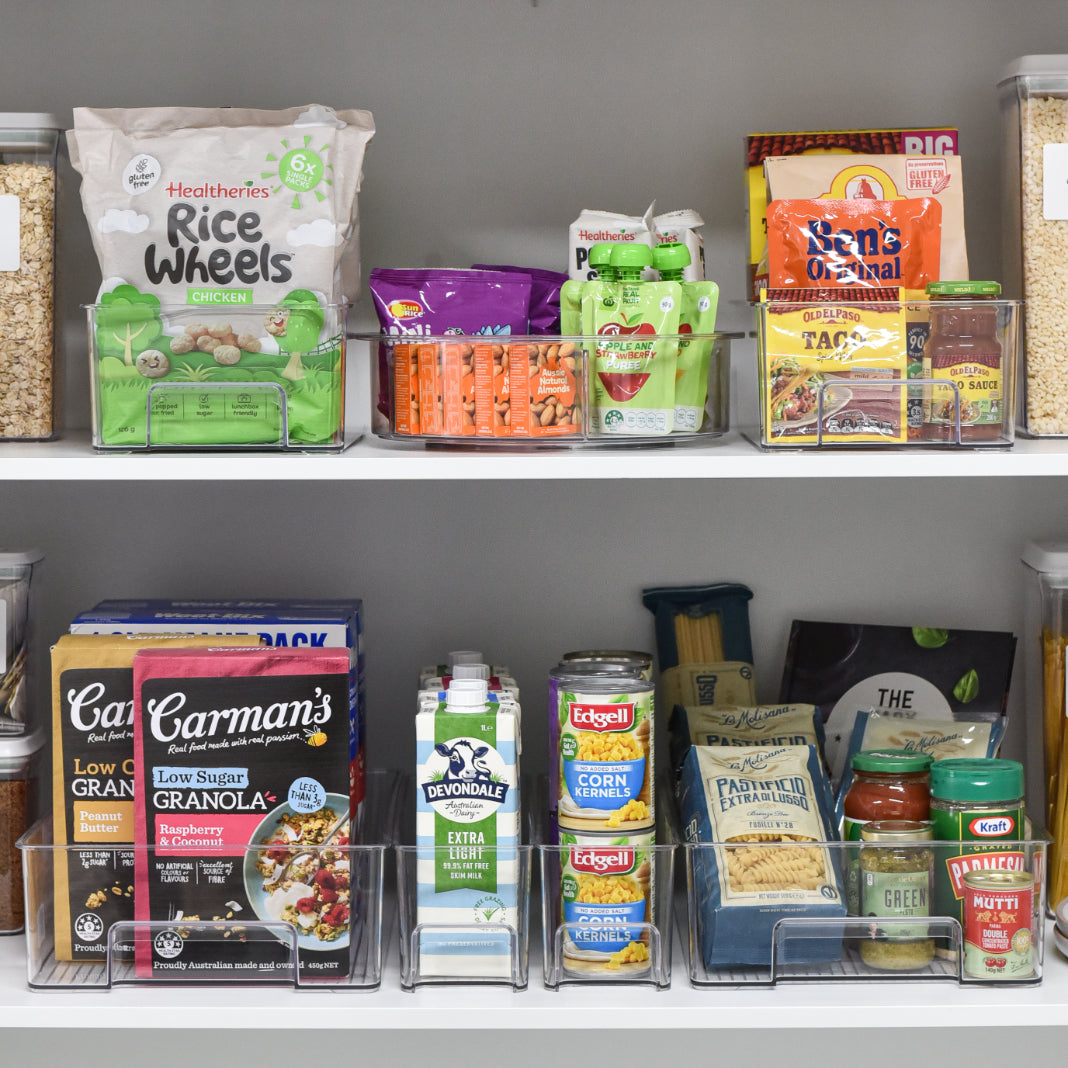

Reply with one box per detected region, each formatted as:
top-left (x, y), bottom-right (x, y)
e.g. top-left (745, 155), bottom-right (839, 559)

top-left (4, 430), bottom-right (1068, 481)
top-left (0, 921), bottom-right (1066, 1031)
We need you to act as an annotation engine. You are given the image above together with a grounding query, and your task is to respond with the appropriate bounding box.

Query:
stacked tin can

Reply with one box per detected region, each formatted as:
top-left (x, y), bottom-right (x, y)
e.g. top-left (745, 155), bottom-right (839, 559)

top-left (549, 651), bottom-right (657, 970)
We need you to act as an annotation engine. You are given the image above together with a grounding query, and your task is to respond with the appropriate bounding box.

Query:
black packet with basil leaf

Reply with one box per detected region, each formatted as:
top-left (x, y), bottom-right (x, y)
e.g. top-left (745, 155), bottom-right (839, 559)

top-left (779, 620), bottom-right (1015, 788)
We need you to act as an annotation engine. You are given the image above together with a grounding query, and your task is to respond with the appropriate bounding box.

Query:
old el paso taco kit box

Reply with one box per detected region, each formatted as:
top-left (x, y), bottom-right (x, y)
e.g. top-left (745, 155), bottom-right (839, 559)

top-left (132, 646), bottom-right (353, 979)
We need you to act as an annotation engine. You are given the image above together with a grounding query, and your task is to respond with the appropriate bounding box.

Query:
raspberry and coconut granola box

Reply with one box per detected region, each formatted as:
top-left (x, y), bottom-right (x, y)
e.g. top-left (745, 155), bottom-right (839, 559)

top-left (69, 598), bottom-right (366, 818)
top-left (132, 646), bottom-right (354, 979)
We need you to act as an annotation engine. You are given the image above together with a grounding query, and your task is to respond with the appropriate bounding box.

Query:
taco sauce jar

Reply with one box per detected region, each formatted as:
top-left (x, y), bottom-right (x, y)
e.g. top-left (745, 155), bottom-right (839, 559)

top-left (842, 749), bottom-right (933, 914)
top-left (922, 281), bottom-right (1005, 442)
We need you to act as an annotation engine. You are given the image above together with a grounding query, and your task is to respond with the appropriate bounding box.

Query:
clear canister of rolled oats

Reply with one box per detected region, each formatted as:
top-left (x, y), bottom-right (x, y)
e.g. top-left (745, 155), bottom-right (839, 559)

top-left (0, 114), bottom-right (59, 441)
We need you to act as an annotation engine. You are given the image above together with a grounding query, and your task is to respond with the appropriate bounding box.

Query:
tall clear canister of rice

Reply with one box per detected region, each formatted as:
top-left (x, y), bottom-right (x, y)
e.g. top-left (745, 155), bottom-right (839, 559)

top-left (999, 57), bottom-right (1068, 436)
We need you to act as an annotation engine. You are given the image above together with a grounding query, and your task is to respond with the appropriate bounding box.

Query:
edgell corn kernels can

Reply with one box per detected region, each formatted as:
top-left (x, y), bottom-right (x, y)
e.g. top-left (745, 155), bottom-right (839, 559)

top-left (551, 666), bottom-right (654, 834)
top-left (962, 869), bottom-right (1035, 980)
top-left (559, 828), bottom-right (655, 972)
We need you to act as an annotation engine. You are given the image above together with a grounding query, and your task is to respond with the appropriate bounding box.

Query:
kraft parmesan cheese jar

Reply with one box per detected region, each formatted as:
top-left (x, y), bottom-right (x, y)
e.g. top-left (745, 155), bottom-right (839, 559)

top-left (415, 679), bottom-right (521, 978)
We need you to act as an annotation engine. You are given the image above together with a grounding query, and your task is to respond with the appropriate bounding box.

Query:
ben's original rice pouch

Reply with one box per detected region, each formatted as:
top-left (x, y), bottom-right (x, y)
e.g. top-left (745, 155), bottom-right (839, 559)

top-left (764, 154), bottom-right (968, 285)
top-left (761, 288), bottom-right (909, 444)
top-left (767, 197), bottom-right (942, 298)
top-left (676, 744), bottom-right (844, 968)
top-left (67, 105), bottom-right (374, 448)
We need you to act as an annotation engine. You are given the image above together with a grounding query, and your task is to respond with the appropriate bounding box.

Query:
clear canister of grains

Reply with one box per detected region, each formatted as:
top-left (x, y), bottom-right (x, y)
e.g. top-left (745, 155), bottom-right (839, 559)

top-left (0, 115), bottom-right (59, 441)
top-left (0, 550), bottom-right (44, 734)
top-left (0, 729), bottom-right (42, 932)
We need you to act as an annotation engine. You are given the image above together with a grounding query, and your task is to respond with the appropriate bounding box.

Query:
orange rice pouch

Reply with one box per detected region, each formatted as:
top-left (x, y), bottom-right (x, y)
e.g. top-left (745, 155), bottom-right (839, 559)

top-left (766, 197), bottom-right (942, 299)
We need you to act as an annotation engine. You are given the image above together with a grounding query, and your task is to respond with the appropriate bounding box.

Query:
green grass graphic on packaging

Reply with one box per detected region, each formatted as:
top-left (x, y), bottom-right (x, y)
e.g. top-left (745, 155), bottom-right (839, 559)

top-left (94, 284), bottom-right (342, 446)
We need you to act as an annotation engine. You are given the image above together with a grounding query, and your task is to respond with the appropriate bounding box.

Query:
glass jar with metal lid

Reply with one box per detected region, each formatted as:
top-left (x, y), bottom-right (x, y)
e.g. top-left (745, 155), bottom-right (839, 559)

top-left (842, 749), bottom-right (933, 913)
top-left (858, 819), bottom-right (935, 971)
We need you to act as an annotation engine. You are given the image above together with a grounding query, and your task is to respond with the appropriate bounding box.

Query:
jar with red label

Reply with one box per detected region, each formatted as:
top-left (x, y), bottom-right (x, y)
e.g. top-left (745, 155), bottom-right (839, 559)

top-left (842, 749), bottom-right (933, 914)
top-left (922, 281), bottom-right (1005, 442)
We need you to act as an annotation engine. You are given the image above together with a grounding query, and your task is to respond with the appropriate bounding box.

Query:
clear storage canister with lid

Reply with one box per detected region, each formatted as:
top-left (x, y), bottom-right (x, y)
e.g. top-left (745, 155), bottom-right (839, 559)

top-left (998, 57), bottom-right (1068, 436)
top-left (0, 550), bottom-right (43, 735)
top-left (1022, 540), bottom-right (1068, 904)
top-left (0, 729), bottom-right (42, 933)
top-left (0, 114), bottom-right (59, 440)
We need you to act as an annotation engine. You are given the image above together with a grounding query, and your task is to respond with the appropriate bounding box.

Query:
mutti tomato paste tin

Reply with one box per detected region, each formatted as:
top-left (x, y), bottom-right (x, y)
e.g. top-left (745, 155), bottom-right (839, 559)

top-left (552, 668), bottom-right (654, 835)
top-left (962, 869), bottom-right (1035, 980)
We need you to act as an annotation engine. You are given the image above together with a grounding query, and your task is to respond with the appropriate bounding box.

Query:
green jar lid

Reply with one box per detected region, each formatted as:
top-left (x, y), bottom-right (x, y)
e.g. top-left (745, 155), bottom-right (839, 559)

top-left (851, 748), bottom-right (934, 774)
top-left (652, 241), bottom-right (691, 276)
top-left (925, 280), bottom-right (1001, 297)
top-left (930, 758), bottom-right (1024, 802)
top-left (609, 244), bottom-right (653, 269)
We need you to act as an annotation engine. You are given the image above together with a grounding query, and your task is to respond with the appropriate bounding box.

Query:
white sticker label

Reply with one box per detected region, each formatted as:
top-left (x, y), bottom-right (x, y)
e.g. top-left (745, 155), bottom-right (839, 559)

top-left (122, 153), bottom-right (161, 196)
top-left (0, 195), bottom-right (20, 272)
top-left (1043, 143), bottom-right (1068, 220)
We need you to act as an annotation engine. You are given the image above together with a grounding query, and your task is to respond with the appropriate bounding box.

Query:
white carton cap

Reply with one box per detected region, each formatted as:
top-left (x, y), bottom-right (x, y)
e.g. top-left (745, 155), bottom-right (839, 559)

top-left (453, 663), bottom-right (490, 681)
top-left (445, 679), bottom-right (488, 708)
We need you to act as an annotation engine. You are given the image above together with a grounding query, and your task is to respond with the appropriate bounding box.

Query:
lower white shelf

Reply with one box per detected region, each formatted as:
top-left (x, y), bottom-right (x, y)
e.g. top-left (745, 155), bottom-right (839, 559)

top-left (1, 919), bottom-right (1067, 1031)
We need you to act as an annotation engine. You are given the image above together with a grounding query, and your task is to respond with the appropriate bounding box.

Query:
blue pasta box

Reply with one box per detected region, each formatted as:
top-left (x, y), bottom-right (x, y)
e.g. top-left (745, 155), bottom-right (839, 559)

top-left (676, 743), bottom-right (845, 969)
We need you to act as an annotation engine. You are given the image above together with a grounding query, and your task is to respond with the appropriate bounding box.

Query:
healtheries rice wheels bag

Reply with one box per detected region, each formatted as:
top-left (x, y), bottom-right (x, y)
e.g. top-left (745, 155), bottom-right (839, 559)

top-left (67, 105), bottom-right (374, 447)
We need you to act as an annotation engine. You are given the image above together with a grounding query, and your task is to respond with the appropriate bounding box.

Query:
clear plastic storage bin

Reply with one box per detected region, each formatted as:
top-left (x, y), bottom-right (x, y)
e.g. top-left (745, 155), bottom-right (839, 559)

top-left (16, 769), bottom-right (400, 989)
top-left (0, 114), bottom-right (59, 441)
top-left (361, 333), bottom-right (735, 446)
top-left (999, 56), bottom-right (1068, 437)
top-left (88, 301), bottom-right (352, 451)
top-left (757, 297), bottom-right (1020, 448)
top-left (682, 835), bottom-right (1047, 986)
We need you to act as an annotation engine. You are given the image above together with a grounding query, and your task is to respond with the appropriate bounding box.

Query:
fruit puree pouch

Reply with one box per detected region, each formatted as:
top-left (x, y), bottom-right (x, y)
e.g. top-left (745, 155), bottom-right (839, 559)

top-left (67, 105), bottom-right (374, 448)
top-left (766, 197), bottom-right (942, 299)
top-left (369, 267), bottom-right (532, 432)
top-left (585, 278), bottom-right (681, 435)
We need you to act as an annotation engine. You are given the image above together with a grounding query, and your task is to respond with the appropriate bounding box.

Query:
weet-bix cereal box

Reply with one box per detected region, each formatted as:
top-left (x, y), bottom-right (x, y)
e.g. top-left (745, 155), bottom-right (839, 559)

top-left (132, 646), bottom-right (354, 980)
top-left (69, 598), bottom-right (366, 815)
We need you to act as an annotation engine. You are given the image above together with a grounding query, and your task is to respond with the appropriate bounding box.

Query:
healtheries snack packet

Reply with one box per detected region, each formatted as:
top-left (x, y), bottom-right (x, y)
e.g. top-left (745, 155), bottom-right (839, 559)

top-left (67, 105), bottom-right (374, 447)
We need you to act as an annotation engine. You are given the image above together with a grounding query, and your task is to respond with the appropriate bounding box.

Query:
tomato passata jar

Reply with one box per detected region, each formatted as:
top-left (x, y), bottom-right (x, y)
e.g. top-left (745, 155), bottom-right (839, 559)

top-left (843, 749), bottom-right (933, 914)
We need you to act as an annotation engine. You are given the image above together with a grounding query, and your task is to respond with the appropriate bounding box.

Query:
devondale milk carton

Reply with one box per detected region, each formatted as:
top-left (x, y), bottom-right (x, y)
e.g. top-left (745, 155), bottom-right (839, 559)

top-left (415, 679), bottom-right (521, 978)
top-left (132, 646), bottom-right (353, 980)
top-left (50, 632), bottom-right (263, 962)
top-left (69, 599), bottom-right (366, 815)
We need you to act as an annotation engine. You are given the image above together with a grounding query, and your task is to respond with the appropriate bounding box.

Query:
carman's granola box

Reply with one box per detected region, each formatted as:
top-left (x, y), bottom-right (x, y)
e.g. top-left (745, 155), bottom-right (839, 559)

top-left (50, 632), bottom-right (263, 962)
top-left (69, 598), bottom-right (366, 817)
top-left (132, 646), bottom-right (353, 979)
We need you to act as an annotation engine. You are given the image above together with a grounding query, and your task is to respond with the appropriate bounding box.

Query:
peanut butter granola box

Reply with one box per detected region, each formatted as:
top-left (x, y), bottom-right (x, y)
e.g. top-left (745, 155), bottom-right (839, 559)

top-left (132, 646), bottom-right (353, 980)
top-left (50, 633), bottom-right (262, 962)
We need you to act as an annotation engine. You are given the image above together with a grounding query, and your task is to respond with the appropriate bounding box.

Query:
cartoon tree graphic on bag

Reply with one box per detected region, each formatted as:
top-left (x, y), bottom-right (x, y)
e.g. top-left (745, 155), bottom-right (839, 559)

top-left (95, 284), bottom-right (164, 366)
